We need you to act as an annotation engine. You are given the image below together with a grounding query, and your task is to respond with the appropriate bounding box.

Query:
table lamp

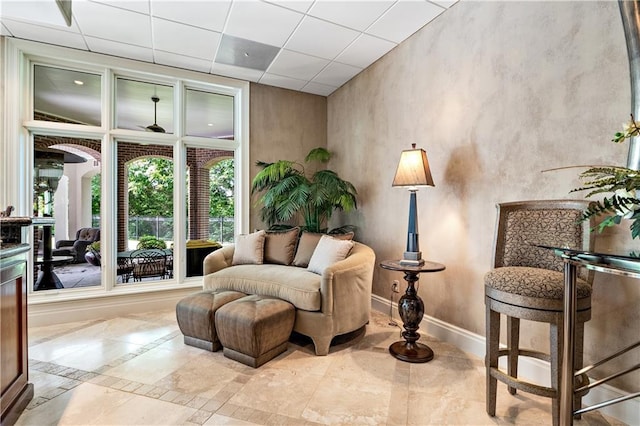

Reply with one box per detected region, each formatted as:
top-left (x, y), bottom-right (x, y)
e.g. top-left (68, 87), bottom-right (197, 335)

top-left (392, 143), bottom-right (434, 265)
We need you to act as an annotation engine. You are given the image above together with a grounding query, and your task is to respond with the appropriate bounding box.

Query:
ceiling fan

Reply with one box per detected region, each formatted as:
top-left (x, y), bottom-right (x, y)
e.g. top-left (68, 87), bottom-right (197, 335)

top-left (145, 96), bottom-right (165, 133)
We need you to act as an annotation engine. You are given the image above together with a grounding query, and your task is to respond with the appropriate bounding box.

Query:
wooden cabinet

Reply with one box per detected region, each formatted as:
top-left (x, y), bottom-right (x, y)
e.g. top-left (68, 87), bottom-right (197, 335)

top-left (1, 219), bottom-right (33, 426)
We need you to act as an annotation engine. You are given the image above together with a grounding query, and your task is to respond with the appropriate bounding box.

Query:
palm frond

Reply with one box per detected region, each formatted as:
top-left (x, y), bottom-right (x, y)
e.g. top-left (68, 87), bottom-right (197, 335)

top-left (305, 147), bottom-right (331, 163)
top-left (251, 160), bottom-right (300, 193)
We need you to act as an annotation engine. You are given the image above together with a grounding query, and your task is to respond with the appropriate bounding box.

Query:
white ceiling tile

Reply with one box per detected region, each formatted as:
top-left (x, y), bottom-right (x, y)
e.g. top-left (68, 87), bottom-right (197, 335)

top-left (307, 1), bottom-right (394, 31)
top-left (1, 23), bottom-right (12, 36)
top-left (312, 62), bottom-right (361, 87)
top-left (212, 62), bottom-right (264, 83)
top-left (1, 0), bottom-right (75, 28)
top-left (89, 0), bottom-right (150, 15)
top-left (85, 36), bottom-right (154, 62)
top-left (225, 1), bottom-right (303, 47)
top-left (259, 73), bottom-right (306, 91)
top-left (285, 16), bottom-right (359, 60)
top-left (154, 50), bottom-right (213, 74)
top-left (334, 33), bottom-right (396, 68)
top-left (431, 0), bottom-right (458, 8)
top-left (152, 18), bottom-right (220, 61)
top-left (150, 0), bottom-right (231, 32)
top-left (73, 1), bottom-right (152, 47)
top-left (2, 19), bottom-right (88, 50)
top-left (367, 1), bottom-right (445, 43)
top-left (302, 81), bottom-right (336, 97)
top-left (267, 49), bottom-right (329, 81)
top-left (265, 0), bottom-right (314, 13)
top-left (264, 1), bottom-right (314, 14)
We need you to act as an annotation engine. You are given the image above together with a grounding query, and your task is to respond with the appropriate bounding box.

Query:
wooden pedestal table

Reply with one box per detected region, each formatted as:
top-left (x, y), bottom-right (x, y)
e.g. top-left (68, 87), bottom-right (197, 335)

top-left (380, 259), bottom-right (445, 363)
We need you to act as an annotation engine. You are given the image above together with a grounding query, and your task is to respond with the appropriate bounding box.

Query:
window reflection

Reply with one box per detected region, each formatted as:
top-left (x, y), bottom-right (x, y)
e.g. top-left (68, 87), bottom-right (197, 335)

top-left (186, 89), bottom-right (234, 139)
top-left (34, 65), bottom-right (102, 126)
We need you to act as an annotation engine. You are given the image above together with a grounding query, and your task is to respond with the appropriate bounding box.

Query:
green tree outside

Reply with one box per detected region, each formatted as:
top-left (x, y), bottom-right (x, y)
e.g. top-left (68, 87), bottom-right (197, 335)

top-left (91, 157), bottom-right (234, 219)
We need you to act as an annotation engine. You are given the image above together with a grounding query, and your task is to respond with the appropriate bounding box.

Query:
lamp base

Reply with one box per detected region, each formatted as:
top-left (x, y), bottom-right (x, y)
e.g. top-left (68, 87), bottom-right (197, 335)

top-left (400, 251), bottom-right (424, 266)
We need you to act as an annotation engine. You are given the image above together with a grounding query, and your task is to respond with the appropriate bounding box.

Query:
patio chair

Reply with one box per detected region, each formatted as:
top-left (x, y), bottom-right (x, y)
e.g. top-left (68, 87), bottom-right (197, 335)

top-left (54, 227), bottom-right (100, 263)
top-left (131, 249), bottom-right (167, 281)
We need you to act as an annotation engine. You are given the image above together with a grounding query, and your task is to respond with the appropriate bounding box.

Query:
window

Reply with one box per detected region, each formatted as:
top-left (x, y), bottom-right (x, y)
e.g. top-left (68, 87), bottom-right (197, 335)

top-left (34, 65), bottom-right (102, 126)
top-left (4, 39), bottom-right (248, 299)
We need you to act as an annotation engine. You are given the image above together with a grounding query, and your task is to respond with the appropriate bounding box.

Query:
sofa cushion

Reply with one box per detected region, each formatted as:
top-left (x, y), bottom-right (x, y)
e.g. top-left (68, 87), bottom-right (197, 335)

top-left (232, 230), bottom-right (266, 265)
top-left (264, 227), bottom-right (300, 265)
top-left (307, 235), bottom-right (354, 275)
top-left (293, 231), bottom-right (354, 267)
top-left (204, 264), bottom-right (322, 311)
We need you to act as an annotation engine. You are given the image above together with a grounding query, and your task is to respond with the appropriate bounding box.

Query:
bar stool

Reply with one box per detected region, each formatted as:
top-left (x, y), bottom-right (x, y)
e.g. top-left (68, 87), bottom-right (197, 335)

top-left (484, 200), bottom-right (595, 426)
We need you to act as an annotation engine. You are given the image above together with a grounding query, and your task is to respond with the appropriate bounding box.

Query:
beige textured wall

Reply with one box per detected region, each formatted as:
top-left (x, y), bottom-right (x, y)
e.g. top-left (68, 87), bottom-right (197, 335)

top-left (328, 1), bottom-right (639, 390)
top-left (249, 83), bottom-right (327, 231)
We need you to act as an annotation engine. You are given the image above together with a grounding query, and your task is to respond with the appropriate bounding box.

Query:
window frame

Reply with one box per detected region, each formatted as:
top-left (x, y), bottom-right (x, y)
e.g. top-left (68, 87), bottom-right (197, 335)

top-left (1, 38), bottom-right (250, 303)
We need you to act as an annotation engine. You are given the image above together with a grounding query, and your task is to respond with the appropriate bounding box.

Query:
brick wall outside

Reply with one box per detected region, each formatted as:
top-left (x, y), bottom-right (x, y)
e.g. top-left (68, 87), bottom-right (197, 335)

top-left (33, 112), bottom-right (233, 251)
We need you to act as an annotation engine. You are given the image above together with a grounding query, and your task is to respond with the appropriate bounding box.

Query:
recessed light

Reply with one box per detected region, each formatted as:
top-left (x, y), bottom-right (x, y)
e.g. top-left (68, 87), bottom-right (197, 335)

top-left (244, 52), bottom-right (250, 57)
top-left (74, 80), bottom-right (84, 85)
top-left (207, 123), bottom-right (214, 127)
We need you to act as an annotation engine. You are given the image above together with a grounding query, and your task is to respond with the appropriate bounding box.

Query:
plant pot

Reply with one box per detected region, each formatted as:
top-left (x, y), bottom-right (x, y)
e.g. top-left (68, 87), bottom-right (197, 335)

top-left (85, 251), bottom-right (101, 266)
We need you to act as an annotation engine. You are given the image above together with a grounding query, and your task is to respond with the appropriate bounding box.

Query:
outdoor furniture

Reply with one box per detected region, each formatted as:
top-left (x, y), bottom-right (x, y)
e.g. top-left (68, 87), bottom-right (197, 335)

top-left (130, 249), bottom-right (169, 281)
top-left (54, 227), bottom-right (100, 263)
top-left (116, 255), bottom-right (134, 283)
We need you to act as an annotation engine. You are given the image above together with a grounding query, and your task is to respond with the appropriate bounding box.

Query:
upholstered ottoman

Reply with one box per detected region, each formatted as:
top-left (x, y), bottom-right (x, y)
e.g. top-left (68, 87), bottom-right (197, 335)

top-left (176, 289), bottom-right (247, 351)
top-left (215, 295), bottom-right (295, 368)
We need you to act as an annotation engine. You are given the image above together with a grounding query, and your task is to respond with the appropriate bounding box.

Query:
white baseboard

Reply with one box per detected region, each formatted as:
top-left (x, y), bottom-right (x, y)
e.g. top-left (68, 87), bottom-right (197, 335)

top-left (28, 287), bottom-right (198, 327)
top-left (371, 295), bottom-right (639, 426)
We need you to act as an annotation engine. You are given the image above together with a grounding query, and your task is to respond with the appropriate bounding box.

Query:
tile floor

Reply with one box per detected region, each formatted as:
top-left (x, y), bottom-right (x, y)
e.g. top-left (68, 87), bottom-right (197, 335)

top-left (16, 309), bottom-right (624, 426)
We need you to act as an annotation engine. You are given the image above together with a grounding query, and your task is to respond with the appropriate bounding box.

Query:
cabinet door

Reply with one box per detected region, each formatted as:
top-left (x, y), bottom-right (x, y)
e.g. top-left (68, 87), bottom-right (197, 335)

top-left (1, 259), bottom-right (29, 423)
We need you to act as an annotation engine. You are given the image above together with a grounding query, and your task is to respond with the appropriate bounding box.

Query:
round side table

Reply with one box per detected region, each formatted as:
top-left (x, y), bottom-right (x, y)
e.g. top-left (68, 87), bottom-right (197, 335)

top-left (380, 259), bottom-right (446, 363)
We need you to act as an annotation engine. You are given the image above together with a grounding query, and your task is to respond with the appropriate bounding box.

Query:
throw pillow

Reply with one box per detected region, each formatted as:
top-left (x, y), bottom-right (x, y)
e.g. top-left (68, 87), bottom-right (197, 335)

top-left (264, 227), bottom-right (300, 265)
top-left (232, 230), bottom-right (266, 265)
top-left (307, 235), bottom-right (355, 275)
top-left (293, 231), bottom-right (354, 267)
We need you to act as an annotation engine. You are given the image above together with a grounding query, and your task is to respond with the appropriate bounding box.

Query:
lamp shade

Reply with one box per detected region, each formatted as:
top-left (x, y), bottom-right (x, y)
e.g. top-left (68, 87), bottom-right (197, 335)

top-left (392, 144), bottom-right (434, 188)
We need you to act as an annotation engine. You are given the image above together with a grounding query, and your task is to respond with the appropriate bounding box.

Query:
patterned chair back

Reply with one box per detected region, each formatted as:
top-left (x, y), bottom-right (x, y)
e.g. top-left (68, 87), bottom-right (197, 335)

top-left (492, 200), bottom-right (595, 282)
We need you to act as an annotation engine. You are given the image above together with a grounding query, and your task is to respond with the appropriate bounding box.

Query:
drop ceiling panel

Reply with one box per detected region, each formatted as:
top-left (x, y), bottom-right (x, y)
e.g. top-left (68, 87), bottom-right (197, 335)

top-left (225, 1), bottom-right (303, 47)
top-left (150, 0), bottom-right (231, 32)
top-left (285, 16), bottom-right (360, 60)
top-left (0, 0), bottom-right (73, 28)
top-left (154, 50), bottom-right (213, 74)
top-left (367, 1), bottom-right (446, 43)
top-left (259, 73), bottom-right (307, 91)
top-left (334, 33), bottom-right (397, 68)
top-left (2, 19), bottom-right (87, 50)
top-left (85, 36), bottom-right (154, 62)
top-left (264, 0), bottom-right (314, 14)
top-left (312, 62), bottom-right (362, 87)
top-left (152, 18), bottom-right (220, 61)
top-left (2, 0), bottom-right (458, 97)
top-left (307, 1), bottom-right (394, 32)
top-left (90, 0), bottom-right (150, 15)
top-left (211, 62), bottom-right (264, 83)
top-left (302, 81), bottom-right (336, 97)
top-left (215, 35), bottom-right (280, 71)
top-left (267, 49), bottom-right (330, 81)
top-left (73, 1), bottom-right (153, 47)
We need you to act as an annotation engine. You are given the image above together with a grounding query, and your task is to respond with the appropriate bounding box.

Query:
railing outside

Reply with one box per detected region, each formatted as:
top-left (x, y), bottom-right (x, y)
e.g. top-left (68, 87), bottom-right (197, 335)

top-left (92, 216), bottom-right (234, 243)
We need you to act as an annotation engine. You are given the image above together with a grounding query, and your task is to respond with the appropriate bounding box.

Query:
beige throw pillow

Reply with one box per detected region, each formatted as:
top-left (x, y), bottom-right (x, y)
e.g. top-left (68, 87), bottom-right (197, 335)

top-left (264, 227), bottom-right (300, 265)
top-left (293, 231), bottom-right (354, 267)
top-left (232, 230), bottom-right (266, 265)
top-left (307, 235), bottom-right (355, 275)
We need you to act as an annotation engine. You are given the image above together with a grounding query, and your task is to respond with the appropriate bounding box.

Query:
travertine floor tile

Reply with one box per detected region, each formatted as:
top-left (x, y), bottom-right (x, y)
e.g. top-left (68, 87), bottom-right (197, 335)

top-left (18, 308), bottom-right (627, 426)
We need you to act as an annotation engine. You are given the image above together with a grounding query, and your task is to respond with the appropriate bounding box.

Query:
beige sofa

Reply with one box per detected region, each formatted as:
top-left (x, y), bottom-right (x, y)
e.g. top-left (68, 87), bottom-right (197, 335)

top-left (203, 241), bottom-right (375, 355)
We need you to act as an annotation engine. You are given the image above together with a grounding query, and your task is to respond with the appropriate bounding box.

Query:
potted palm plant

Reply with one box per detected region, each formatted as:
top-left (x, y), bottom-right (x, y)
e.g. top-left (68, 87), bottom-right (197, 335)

top-left (251, 147), bottom-right (358, 233)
